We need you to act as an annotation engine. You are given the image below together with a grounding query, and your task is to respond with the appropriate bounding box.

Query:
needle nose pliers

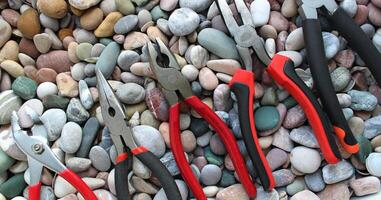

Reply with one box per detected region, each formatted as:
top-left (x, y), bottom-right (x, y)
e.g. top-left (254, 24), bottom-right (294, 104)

top-left (95, 68), bottom-right (181, 200)
top-left (215, 0), bottom-right (352, 166)
top-left (297, 0), bottom-right (377, 154)
top-left (146, 38), bottom-right (257, 199)
top-left (10, 112), bottom-right (98, 200)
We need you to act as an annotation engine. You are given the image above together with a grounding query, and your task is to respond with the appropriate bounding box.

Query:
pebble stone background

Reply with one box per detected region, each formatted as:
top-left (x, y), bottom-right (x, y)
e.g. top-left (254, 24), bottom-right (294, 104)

top-left (0, 0), bottom-right (381, 199)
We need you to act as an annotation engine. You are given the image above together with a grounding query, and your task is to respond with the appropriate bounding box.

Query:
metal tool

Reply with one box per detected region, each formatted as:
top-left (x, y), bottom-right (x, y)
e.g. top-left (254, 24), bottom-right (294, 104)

top-left (96, 68), bottom-right (181, 200)
top-left (146, 38), bottom-right (257, 200)
top-left (11, 112), bottom-right (97, 200)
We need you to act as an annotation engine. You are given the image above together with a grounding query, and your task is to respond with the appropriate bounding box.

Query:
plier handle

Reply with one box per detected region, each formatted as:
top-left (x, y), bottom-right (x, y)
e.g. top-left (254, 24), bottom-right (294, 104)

top-left (146, 38), bottom-right (257, 199)
top-left (11, 112), bottom-right (97, 200)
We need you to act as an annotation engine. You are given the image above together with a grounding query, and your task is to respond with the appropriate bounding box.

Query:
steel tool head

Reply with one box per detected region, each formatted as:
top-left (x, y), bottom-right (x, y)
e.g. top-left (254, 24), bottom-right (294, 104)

top-left (297, 0), bottom-right (338, 19)
top-left (96, 68), bottom-right (138, 153)
top-left (214, 0), bottom-right (271, 66)
top-left (146, 38), bottom-right (193, 105)
top-left (11, 112), bottom-right (66, 174)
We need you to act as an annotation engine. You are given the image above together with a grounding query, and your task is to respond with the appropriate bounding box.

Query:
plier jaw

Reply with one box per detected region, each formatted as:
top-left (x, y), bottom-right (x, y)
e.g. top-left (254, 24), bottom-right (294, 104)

top-left (297, 0), bottom-right (338, 19)
top-left (146, 38), bottom-right (193, 105)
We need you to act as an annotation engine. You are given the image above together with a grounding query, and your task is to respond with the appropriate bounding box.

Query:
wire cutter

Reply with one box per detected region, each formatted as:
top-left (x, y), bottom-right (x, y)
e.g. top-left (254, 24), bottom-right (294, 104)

top-left (146, 38), bottom-right (257, 199)
top-left (215, 0), bottom-right (351, 165)
top-left (95, 68), bottom-right (181, 200)
top-left (297, 0), bottom-right (376, 154)
top-left (10, 112), bottom-right (97, 200)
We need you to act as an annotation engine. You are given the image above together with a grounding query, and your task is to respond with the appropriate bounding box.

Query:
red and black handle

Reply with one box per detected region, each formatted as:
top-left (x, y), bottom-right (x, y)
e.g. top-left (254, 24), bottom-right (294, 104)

top-left (267, 55), bottom-right (342, 164)
top-left (170, 96), bottom-right (257, 199)
top-left (28, 182), bottom-right (42, 200)
top-left (229, 69), bottom-right (275, 190)
top-left (301, 18), bottom-right (359, 154)
top-left (115, 147), bottom-right (182, 200)
top-left (59, 168), bottom-right (98, 200)
top-left (328, 7), bottom-right (381, 85)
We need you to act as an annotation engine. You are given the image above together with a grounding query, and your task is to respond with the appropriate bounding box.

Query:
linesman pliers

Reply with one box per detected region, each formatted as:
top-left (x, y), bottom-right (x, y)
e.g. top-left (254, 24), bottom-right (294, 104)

top-left (146, 38), bottom-right (257, 199)
top-left (296, 0), bottom-right (380, 154)
top-left (11, 112), bottom-right (97, 200)
top-left (96, 68), bottom-right (181, 200)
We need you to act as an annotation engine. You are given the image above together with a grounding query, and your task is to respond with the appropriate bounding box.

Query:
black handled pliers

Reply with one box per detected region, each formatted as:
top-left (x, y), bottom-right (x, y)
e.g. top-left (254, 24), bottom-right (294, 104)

top-left (297, 0), bottom-right (377, 154)
top-left (95, 68), bottom-right (181, 200)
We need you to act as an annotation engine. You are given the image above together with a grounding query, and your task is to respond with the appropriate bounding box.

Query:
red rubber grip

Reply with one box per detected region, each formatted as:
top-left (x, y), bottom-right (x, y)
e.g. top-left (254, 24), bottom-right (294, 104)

top-left (59, 169), bottom-right (98, 200)
top-left (185, 96), bottom-right (257, 197)
top-left (116, 152), bottom-right (129, 164)
top-left (267, 55), bottom-right (340, 164)
top-left (169, 103), bottom-right (207, 200)
top-left (28, 182), bottom-right (41, 200)
top-left (131, 146), bottom-right (148, 155)
top-left (229, 69), bottom-right (276, 190)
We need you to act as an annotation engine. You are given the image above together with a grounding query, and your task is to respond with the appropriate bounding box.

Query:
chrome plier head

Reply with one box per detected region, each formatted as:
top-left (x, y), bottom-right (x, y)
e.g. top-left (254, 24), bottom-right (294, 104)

top-left (145, 38), bottom-right (193, 105)
top-left (95, 68), bottom-right (138, 153)
top-left (297, 0), bottom-right (339, 19)
top-left (11, 112), bottom-right (66, 176)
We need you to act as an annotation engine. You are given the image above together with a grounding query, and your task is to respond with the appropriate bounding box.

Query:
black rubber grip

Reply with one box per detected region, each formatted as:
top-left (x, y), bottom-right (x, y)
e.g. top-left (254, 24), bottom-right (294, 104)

top-left (115, 151), bottom-right (133, 200)
top-left (328, 7), bottom-right (381, 85)
top-left (135, 150), bottom-right (182, 200)
top-left (282, 59), bottom-right (341, 159)
top-left (230, 82), bottom-right (272, 190)
top-left (303, 19), bottom-right (357, 148)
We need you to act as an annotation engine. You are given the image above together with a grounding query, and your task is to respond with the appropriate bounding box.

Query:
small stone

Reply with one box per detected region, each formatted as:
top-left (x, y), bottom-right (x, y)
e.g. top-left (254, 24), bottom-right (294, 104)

top-left (199, 164), bottom-right (222, 186)
top-left (96, 42), bottom-right (120, 79)
top-left (11, 76), bottom-right (37, 100)
top-left (36, 82), bottom-right (58, 99)
top-left (287, 178), bottom-right (307, 196)
top-left (340, 0), bottom-right (358, 17)
top-left (36, 68), bottom-right (57, 83)
top-left (0, 60), bottom-right (24, 78)
top-left (277, 51), bottom-right (303, 66)
top-left (37, 0), bottom-right (67, 19)
top-left (36, 50), bottom-right (72, 73)
top-left (160, 0), bottom-right (179, 11)
top-left (78, 80), bottom-right (94, 110)
top-left (80, 7), bottom-right (104, 31)
top-left (290, 190), bottom-right (319, 200)
top-left (323, 32), bottom-right (340, 59)
top-left (0, 148), bottom-right (14, 174)
top-left (281, 0), bottom-right (298, 18)
top-left (254, 106), bottom-right (280, 131)
top-left (56, 73), bottom-right (78, 98)
top-left (366, 153), bottom-right (381, 176)
top-left (189, 45), bottom-right (209, 69)
top-left (364, 115), bottom-right (381, 139)
top-left (17, 99), bottom-right (43, 128)
top-left (66, 98), bottom-right (90, 124)
top-left (322, 160), bottom-right (354, 184)
top-left (272, 127), bottom-right (294, 152)
top-left (283, 105), bottom-right (306, 129)
top-left (69, 0), bottom-right (101, 10)
top-left (17, 9), bottom-right (40, 39)
top-left (66, 157), bottom-right (91, 173)
top-left (206, 59), bottom-right (241, 76)
top-left (0, 173), bottom-right (26, 199)
top-left (318, 182), bottom-right (350, 200)
top-left (273, 169), bottom-right (296, 187)
top-left (213, 84), bottom-right (232, 112)
top-left (0, 40), bottom-right (19, 62)
top-left (290, 126), bottom-right (319, 148)
top-left (250, 0), bottom-right (271, 27)
top-left (95, 12), bottom-right (123, 37)
top-left (76, 43), bottom-right (93, 61)
top-left (168, 8), bottom-right (199, 36)
top-left (285, 27), bottom-right (304, 51)
top-left (59, 122), bottom-right (82, 154)
top-left (268, 11), bottom-right (289, 32)
top-left (89, 146), bottom-right (111, 171)
top-left (331, 67), bottom-right (351, 91)
top-left (349, 90), bottom-right (378, 111)
top-left (350, 176), bottom-right (380, 196)
top-left (266, 148), bottom-right (288, 170)
top-left (179, 0), bottom-right (212, 12)
top-left (0, 19), bottom-right (12, 48)
top-left (290, 146), bottom-right (321, 174)
top-left (153, 180), bottom-right (188, 200)
top-left (132, 125), bottom-right (166, 157)
top-left (198, 28), bottom-right (240, 60)
top-left (304, 170), bottom-right (326, 192)
top-left (216, 184), bottom-right (249, 200)
top-left (116, 83), bottom-right (146, 104)
top-left (114, 15), bottom-right (138, 34)
top-left (40, 108), bottom-right (67, 141)
top-left (199, 67), bottom-right (218, 91)
top-left (256, 187), bottom-right (279, 200)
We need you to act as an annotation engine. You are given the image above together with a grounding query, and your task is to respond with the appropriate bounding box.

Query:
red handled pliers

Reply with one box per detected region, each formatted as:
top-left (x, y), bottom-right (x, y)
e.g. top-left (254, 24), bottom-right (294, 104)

top-left (146, 39), bottom-right (257, 199)
top-left (10, 112), bottom-right (97, 200)
top-left (96, 68), bottom-right (181, 200)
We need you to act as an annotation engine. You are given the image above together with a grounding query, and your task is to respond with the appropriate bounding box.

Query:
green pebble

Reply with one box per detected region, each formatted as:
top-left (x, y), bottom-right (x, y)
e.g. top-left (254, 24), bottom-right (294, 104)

top-left (42, 94), bottom-right (70, 109)
top-left (355, 135), bottom-right (372, 163)
top-left (254, 106), bottom-right (280, 131)
top-left (0, 149), bottom-right (14, 174)
top-left (99, 38), bottom-right (114, 46)
top-left (151, 6), bottom-right (168, 21)
top-left (204, 147), bottom-right (223, 166)
top-left (76, 43), bottom-right (93, 61)
top-left (116, 0), bottom-right (135, 15)
top-left (0, 173), bottom-right (27, 199)
top-left (131, 0), bottom-right (149, 6)
top-left (219, 170), bottom-right (235, 187)
top-left (286, 177), bottom-right (306, 196)
top-left (261, 87), bottom-right (278, 106)
top-left (282, 96), bottom-right (297, 109)
top-left (11, 76), bottom-right (37, 100)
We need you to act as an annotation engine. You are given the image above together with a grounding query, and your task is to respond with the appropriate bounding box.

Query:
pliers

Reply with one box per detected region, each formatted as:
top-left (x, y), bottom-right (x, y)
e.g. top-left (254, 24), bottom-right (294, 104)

top-left (216, 0), bottom-right (350, 165)
top-left (146, 38), bottom-right (257, 199)
top-left (10, 112), bottom-right (97, 200)
top-left (95, 68), bottom-right (181, 200)
top-left (298, 0), bottom-right (378, 154)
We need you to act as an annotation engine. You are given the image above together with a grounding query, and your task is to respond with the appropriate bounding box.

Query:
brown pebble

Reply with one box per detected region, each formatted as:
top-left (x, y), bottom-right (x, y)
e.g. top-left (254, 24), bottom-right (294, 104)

top-left (23, 65), bottom-right (38, 81)
top-left (56, 72), bottom-right (79, 97)
top-left (58, 28), bottom-right (73, 41)
top-left (36, 50), bottom-right (72, 73)
top-left (80, 7), bottom-right (104, 31)
top-left (36, 68), bottom-right (58, 83)
top-left (146, 88), bottom-right (169, 121)
top-left (17, 8), bottom-right (41, 39)
top-left (0, 40), bottom-right (19, 61)
top-left (37, 0), bottom-right (68, 19)
top-left (354, 5), bottom-right (369, 25)
top-left (19, 38), bottom-right (40, 59)
top-left (70, 5), bottom-right (85, 16)
top-left (268, 11), bottom-right (289, 32)
top-left (94, 12), bottom-right (123, 38)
